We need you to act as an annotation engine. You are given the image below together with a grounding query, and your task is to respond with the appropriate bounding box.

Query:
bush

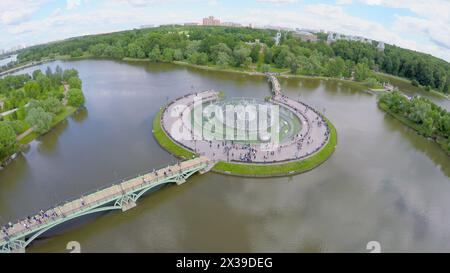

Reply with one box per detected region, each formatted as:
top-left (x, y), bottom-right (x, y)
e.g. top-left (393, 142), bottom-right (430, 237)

top-left (411, 79), bottom-right (419, 87)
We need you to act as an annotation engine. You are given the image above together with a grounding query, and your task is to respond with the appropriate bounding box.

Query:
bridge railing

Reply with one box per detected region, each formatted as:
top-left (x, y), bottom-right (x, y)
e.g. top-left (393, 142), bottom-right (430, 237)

top-left (0, 158), bottom-right (208, 244)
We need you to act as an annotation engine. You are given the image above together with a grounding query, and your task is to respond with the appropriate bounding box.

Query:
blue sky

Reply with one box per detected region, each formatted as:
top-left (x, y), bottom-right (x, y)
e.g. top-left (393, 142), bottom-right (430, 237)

top-left (1, 0), bottom-right (449, 61)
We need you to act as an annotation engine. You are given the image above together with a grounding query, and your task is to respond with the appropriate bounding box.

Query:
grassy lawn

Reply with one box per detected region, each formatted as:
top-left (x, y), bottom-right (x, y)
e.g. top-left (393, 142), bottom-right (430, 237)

top-left (212, 117), bottom-right (337, 177)
top-left (152, 108), bottom-right (197, 160)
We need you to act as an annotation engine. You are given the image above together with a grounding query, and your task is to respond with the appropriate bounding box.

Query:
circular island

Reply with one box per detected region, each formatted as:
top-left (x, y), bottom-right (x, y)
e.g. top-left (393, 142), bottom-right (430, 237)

top-left (153, 75), bottom-right (337, 177)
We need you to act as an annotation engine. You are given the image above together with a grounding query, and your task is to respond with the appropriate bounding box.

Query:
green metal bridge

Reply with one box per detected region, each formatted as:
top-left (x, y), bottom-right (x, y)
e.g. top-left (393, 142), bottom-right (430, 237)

top-left (0, 156), bottom-right (212, 253)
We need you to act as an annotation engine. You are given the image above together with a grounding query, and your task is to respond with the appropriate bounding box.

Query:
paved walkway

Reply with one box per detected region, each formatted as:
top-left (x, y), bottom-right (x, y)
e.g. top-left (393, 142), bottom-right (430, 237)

top-left (0, 156), bottom-right (209, 248)
top-left (161, 77), bottom-right (330, 164)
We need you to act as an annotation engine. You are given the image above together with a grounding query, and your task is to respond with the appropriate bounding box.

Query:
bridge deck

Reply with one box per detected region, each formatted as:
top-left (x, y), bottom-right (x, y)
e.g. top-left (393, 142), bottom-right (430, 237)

top-left (0, 156), bottom-right (209, 248)
top-left (267, 74), bottom-right (282, 97)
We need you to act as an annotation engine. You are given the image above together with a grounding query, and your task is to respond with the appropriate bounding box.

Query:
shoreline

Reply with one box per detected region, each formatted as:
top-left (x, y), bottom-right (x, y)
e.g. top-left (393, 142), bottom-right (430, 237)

top-left (376, 72), bottom-right (450, 100)
top-left (15, 56), bottom-right (442, 100)
top-left (1, 106), bottom-right (79, 167)
top-left (152, 75), bottom-right (338, 177)
top-left (378, 102), bottom-right (449, 156)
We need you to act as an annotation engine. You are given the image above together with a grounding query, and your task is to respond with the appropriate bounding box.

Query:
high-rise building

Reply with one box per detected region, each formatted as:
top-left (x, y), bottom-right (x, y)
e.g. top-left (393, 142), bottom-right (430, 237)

top-left (203, 16), bottom-right (220, 26)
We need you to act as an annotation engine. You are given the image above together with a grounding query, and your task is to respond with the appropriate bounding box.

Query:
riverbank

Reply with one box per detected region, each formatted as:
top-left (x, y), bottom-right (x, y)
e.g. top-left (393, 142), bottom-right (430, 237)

top-left (378, 102), bottom-right (449, 156)
top-left (18, 106), bottom-right (77, 145)
top-left (1, 106), bottom-right (78, 166)
top-left (376, 72), bottom-right (450, 100)
top-left (23, 55), bottom-right (396, 95)
top-left (0, 59), bottom-right (53, 77)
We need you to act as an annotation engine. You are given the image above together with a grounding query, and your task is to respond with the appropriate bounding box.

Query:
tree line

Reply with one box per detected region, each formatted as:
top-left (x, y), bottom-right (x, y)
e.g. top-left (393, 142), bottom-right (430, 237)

top-left (378, 91), bottom-right (450, 153)
top-left (0, 67), bottom-right (85, 161)
top-left (14, 25), bottom-right (450, 94)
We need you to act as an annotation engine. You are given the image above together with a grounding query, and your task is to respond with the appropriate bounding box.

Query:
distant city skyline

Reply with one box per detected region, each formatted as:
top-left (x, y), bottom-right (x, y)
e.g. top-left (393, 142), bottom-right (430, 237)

top-left (0, 0), bottom-right (449, 62)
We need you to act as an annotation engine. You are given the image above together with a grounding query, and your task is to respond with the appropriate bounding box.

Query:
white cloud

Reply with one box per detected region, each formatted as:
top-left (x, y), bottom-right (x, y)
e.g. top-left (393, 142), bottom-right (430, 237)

top-left (336, 0), bottom-right (353, 4)
top-left (244, 3), bottom-right (450, 61)
top-left (66, 0), bottom-right (82, 10)
top-left (0, 0), bottom-right (49, 25)
top-left (355, 0), bottom-right (450, 58)
top-left (256, 0), bottom-right (298, 3)
top-left (110, 0), bottom-right (173, 6)
top-left (1, 0), bottom-right (449, 62)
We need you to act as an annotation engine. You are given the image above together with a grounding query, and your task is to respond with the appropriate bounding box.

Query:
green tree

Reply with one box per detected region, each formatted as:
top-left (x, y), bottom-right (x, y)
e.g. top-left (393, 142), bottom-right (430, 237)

top-left (162, 48), bottom-right (174, 62)
top-left (42, 97), bottom-right (63, 114)
top-left (250, 44), bottom-right (261, 63)
top-left (63, 69), bottom-right (79, 81)
top-left (148, 45), bottom-right (162, 62)
top-left (67, 89), bottom-right (85, 108)
top-left (366, 77), bottom-right (381, 88)
top-left (325, 57), bottom-right (346, 78)
top-left (354, 63), bottom-right (370, 81)
top-left (173, 49), bottom-right (184, 61)
top-left (6, 120), bottom-right (27, 134)
top-left (25, 107), bottom-right (54, 134)
top-left (211, 43), bottom-right (232, 63)
top-left (0, 122), bottom-right (17, 159)
top-left (233, 46), bottom-right (251, 67)
top-left (68, 76), bottom-right (82, 89)
top-left (24, 80), bottom-right (41, 99)
top-left (71, 48), bottom-right (83, 58)
top-left (127, 43), bottom-right (145, 59)
top-left (188, 52), bottom-right (208, 65)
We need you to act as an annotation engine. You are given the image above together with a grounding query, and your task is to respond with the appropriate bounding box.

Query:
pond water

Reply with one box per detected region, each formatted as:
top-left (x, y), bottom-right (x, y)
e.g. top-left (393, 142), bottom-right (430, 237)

top-left (0, 59), bottom-right (449, 252)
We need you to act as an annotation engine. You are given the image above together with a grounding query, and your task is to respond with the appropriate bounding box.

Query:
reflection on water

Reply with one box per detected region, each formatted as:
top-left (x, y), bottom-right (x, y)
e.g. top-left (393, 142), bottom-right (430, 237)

top-left (382, 114), bottom-right (450, 177)
top-left (72, 108), bottom-right (89, 123)
top-left (0, 59), bottom-right (449, 252)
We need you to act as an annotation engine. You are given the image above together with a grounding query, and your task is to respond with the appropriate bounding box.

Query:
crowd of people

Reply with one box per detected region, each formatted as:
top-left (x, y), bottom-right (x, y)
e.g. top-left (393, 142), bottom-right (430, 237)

top-left (1, 208), bottom-right (60, 243)
top-left (1, 160), bottom-right (194, 245)
top-left (162, 89), bottom-right (331, 164)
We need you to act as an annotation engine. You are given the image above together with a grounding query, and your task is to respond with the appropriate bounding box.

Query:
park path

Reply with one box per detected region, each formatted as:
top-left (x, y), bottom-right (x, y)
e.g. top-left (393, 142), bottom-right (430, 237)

top-left (62, 83), bottom-right (69, 106)
top-left (15, 127), bottom-right (34, 141)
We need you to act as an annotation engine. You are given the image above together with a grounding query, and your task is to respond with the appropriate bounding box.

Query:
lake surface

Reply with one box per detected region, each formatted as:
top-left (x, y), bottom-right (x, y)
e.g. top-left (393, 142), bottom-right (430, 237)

top-left (1, 59), bottom-right (449, 252)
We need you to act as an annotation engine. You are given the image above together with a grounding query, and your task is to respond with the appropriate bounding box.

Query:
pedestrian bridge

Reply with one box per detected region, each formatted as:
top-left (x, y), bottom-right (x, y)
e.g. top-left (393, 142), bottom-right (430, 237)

top-left (0, 156), bottom-right (212, 253)
top-left (266, 73), bottom-right (282, 97)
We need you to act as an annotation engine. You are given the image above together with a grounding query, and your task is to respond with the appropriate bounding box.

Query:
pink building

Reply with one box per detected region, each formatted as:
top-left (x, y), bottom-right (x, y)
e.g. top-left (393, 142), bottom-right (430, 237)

top-left (203, 16), bottom-right (220, 26)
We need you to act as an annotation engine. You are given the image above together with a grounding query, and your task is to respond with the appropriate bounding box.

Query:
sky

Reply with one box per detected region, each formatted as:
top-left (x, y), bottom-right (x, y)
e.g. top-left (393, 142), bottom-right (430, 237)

top-left (1, 0), bottom-right (450, 62)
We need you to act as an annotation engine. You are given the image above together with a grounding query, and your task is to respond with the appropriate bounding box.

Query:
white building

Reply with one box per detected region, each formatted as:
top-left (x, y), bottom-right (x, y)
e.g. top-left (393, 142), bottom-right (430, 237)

top-left (327, 32), bottom-right (380, 49)
top-left (275, 32), bottom-right (282, 46)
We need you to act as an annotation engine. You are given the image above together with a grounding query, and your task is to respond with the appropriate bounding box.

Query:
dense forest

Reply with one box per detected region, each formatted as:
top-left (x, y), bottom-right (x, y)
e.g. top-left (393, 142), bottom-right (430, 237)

top-left (13, 26), bottom-right (450, 95)
top-left (0, 67), bottom-right (85, 161)
top-left (378, 91), bottom-right (450, 153)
